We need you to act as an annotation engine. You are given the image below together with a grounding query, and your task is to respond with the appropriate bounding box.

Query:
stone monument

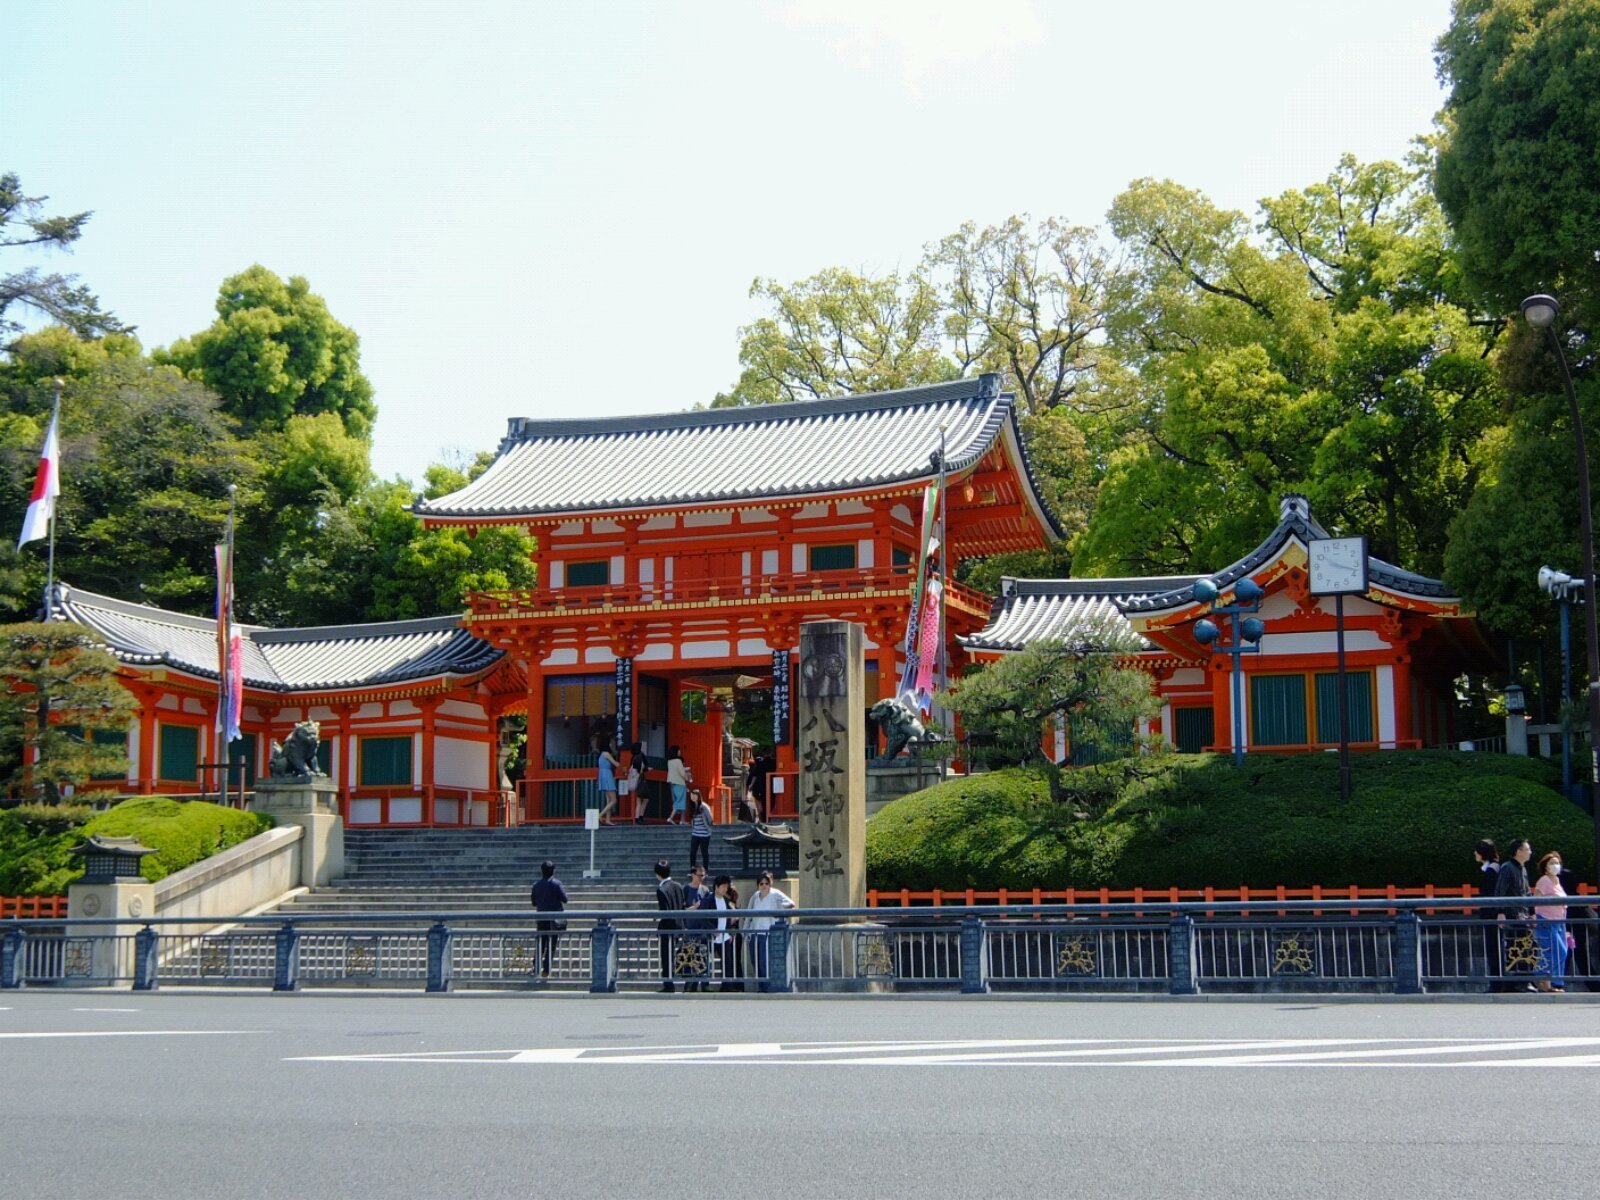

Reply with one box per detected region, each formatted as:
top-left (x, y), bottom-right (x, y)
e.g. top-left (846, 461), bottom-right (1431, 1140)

top-left (252, 720), bottom-right (344, 888)
top-left (797, 619), bottom-right (866, 910)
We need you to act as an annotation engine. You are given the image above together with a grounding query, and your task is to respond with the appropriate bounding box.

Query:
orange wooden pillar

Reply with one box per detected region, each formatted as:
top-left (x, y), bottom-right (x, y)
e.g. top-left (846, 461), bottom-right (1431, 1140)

top-left (523, 657), bottom-right (545, 822)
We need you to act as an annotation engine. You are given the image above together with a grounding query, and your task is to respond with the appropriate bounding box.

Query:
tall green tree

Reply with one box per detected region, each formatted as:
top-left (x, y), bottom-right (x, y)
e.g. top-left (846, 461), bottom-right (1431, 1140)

top-left (1435, 0), bottom-right (1600, 328)
top-left (0, 329), bottom-right (258, 619)
top-left (712, 268), bottom-right (956, 406)
top-left (1, 172), bottom-right (129, 342)
top-left (158, 265), bottom-right (377, 439)
top-left (1076, 157), bottom-right (1500, 579)
top-left (922, 215), bottom-right (1120, 420)
top-left (0, 622), bottom-right (135, 802)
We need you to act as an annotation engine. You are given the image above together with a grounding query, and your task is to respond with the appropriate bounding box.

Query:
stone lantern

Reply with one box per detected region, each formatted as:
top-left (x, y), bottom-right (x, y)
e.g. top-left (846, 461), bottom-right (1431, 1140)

top-left (67, 835), bottom-right (158, 983)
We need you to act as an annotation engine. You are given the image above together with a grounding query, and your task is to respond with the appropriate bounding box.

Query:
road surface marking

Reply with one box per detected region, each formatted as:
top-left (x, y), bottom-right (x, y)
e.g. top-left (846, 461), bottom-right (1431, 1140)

top-left (71, 1007), bottom-right (140, 1013)
top-left (0, 1030), bottom-right (259, 1040)
top-left (290, 1036), bottom-right (1600, 1068)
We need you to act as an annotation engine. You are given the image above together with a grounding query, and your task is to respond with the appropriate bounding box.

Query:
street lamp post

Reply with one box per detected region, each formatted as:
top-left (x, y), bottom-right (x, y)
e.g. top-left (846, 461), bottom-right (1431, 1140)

top-left (1522, 293), bottom-right (1600, 884)
top-left (1537, 565), bottom-right (1585, 802)
top-left (1192, 577), bottom-right (1267, 767)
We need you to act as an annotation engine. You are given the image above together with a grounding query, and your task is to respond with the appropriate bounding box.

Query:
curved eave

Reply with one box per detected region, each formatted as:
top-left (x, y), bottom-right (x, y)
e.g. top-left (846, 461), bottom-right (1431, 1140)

top-left (117, 658), bottom-right (509, 700)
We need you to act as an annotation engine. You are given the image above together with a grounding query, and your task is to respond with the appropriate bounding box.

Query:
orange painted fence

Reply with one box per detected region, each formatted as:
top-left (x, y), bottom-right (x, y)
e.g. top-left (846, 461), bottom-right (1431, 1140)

top-left (1, 895), bottom-right (67, 919)
top-left (867, 882), bottom-right (1599, 916)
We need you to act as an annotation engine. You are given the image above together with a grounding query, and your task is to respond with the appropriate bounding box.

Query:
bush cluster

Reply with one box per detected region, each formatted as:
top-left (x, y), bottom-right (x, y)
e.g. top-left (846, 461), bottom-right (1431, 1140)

top-left (0, 797), bottom-right (271, 895)
top-left (865, 751), bottom-right (1593, 891)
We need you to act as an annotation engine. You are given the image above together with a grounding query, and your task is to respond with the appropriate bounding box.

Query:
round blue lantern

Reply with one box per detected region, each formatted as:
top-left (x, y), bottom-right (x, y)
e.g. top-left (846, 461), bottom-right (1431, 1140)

top-left (1193, 618), bottom-right (1220, 645)
top-left (1191, 579), bottom-right (1219, 605)
top-left (1234, 578), bottom-right (1263, 603)
top-left (1240, 617), bottom-right (1265, 643)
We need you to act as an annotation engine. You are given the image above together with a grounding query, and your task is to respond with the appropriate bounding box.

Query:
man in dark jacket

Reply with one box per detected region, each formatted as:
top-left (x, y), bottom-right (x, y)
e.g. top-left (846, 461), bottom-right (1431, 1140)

top-left (530, 860), bottom-right (569, 979)
top-left (655, 859), bottom-right (686, 993)
top-left (1495, 838), bottom-right (1537, 991)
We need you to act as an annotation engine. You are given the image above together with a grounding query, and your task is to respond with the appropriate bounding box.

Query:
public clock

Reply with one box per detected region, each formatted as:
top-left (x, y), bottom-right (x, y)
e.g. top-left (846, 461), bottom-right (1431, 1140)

top-left (1308, 535), bottom-right (1369, 596)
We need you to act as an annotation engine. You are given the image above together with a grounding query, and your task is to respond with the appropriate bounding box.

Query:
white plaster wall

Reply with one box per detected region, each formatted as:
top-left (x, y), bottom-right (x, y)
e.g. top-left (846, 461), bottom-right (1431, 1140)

top-left (639, 559), bottom-right (654, 583)
top-left (858, 539), bottom-right (874, 568)
top-left (683, 640), bottom-right (731, 659)
top-left (126, 725), bottom-right (140, 780)
top-left (438, 699), bottom-right (486, 720)
top-left (792, 544), bottom-right (806, 573)
top-left (740, 508), bottom-right (776, 524)
top-left (638, 643), bottom-right (673, 662)
top-left (642, 515), bottom-right (676, 531)
top-left (762, 549), bottom-right (779, 575)
top-left (355, 703), bottom-right (384, 719)
top-left (554, 521), bottom-right (584, 537)
top-left (1261, 630), bottom-right (1386, 655)
top-left (610, 554), bottom-right (624, 584)
top-left (837, 500), bottom-right (870, 515)
top-left (391, 700), bottom-right (419, 716)
top-left (684, 511), bottom-right (733, 527)
top-left (1376, 663), bottom-right (1396, 745)
top-left (584, 645), bottom-right (616, 665)
top-left (435, 736), bottom-right (487, 787)
top-left (545, 648), bottom-right (578, 666)
top-left (738, 638), bottom-right (772, 657)
top-left (153, 825), bottom-right (304, 929)
top-left (550, 560), bottom-right (565, 588)
top-left (592, 519), bottom-right (622, 534)
top-left (892, 505), bottom-right (911, 524)
top-left (1168, 668), bottom-right (1206, 688)
top-left (349, 797), bottom-right (382, 824)
top-left (389, 796), bottom-right (423, 823)
top-left (156, 695), bottom-right (178, 711)
top-left (798, 504), bottom-right (827, 520)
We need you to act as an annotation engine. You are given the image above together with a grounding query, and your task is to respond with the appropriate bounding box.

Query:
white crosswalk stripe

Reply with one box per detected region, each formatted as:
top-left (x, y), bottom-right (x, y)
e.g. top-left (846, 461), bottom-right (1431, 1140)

top-left (290, 1036), bottom-right (1600, 1068)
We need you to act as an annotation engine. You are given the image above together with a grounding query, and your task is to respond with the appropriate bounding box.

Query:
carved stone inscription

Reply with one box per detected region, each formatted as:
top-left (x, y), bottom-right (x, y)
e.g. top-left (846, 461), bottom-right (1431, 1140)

top-left (797, 620), bottom-right (866, 910)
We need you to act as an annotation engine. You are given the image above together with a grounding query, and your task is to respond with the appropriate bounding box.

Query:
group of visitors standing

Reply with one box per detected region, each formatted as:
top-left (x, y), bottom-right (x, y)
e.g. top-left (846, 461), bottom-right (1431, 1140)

top-left (653, 859), bottom-right (795, 993)
top-left (593, 739), bottom-right (714, 832)
top-left (1475, 837), bottom-right (1581, 991)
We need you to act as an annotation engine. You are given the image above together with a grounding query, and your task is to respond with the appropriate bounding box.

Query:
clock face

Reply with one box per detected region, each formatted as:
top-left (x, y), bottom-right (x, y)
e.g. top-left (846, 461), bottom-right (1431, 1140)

top-left (1309, 536), bottom-right (1368, 595)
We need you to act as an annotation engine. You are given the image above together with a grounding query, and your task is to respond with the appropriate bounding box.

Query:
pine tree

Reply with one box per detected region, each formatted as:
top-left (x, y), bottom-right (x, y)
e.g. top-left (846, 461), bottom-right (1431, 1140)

top-left (0, 622), bottom-right (135, 802)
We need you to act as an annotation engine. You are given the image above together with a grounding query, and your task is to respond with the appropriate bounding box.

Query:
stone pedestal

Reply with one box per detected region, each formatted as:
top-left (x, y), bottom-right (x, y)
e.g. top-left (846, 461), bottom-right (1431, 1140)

top-left (252, 777), bottom-right (344, 888)
top-left (865, 761), bottom-right (942, 816)
top-left (797, 620), bottom-right (866, 911)
top-left (1506, 713), bottom-right (1529, 756)
top-left (68, 879), bottom-right (156, 983)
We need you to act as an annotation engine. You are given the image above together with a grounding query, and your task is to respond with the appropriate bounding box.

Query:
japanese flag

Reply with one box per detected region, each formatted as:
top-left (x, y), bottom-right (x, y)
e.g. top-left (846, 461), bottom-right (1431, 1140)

top-left (17, 408), bottom-right (60, 550)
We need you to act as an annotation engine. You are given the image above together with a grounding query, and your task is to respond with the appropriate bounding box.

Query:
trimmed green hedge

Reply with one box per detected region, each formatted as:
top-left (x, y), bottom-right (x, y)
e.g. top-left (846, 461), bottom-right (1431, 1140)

top-left (865, 751), bottom-right (1594, 891)
top-left (0, 797), bottom-right (271, 895)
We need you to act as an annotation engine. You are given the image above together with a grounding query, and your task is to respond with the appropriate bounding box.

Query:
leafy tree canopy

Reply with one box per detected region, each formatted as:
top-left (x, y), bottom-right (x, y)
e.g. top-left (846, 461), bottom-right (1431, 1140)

top-left (1435, 0), bottom-right (1600, 328)
top-left (1076, 156), bottom-right (1500, 580)
top-left (157, 265), bottom-right (376, 439)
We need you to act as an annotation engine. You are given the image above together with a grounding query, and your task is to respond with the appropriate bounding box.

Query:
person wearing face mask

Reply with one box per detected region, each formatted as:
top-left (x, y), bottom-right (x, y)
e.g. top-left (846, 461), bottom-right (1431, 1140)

top-left (1532, 851), bottom-right (1571, 992)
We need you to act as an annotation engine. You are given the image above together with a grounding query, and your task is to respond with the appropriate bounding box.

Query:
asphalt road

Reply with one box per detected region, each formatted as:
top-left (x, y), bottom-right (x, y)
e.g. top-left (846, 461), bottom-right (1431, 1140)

top-left (4, 990), bottom-right (1600, 1200)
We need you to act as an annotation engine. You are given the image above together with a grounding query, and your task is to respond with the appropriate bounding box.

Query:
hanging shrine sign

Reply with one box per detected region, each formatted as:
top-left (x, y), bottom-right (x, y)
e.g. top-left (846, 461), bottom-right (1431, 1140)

top-left (614, 657), bottom-right (634, 749)
top-left (771, 649), bottom-right (791, 746)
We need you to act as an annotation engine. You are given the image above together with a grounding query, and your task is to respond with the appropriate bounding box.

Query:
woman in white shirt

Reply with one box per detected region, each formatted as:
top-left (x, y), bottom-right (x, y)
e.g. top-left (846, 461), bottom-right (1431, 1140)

top-left (665, 745), bottom-right (690, 825)
top-left (745, 870), bottom-right (795, 992)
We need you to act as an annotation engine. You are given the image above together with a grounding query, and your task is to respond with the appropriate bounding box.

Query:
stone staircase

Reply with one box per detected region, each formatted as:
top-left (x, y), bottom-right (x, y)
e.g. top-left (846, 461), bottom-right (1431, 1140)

top-left (241, 824), bottom-right (768, 988)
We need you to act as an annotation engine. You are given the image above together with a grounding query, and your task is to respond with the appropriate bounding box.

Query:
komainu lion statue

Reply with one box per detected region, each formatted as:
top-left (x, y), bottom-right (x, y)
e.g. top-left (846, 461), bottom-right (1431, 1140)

top-left (869, 698), bottom-right (927, 765)
top-left (268, 720), bottom-right (324, 780)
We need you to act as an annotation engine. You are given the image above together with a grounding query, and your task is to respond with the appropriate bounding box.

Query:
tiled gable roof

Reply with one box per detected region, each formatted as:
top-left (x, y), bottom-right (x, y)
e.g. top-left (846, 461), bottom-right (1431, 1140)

top-left (414, 374), bottom-right (1060, 533)
top-left (48, 585), bottom-right (502, 693)
top-left (963, 576), bottom-right (1200, 653)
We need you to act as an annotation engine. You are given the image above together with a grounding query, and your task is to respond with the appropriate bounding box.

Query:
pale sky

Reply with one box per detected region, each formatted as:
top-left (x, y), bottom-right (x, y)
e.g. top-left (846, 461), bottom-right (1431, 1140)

top-left (5, 0), bottom-right (1452, 485)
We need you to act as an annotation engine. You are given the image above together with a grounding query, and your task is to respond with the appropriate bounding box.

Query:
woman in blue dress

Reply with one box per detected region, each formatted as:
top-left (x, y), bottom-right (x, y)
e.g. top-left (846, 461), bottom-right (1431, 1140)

top-left (595, 737), bottom-right (620, 826)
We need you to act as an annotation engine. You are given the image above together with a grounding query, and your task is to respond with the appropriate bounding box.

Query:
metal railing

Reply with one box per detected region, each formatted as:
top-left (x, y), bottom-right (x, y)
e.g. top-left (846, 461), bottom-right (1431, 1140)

top-left (4, 897), bottom-right (1597, 995)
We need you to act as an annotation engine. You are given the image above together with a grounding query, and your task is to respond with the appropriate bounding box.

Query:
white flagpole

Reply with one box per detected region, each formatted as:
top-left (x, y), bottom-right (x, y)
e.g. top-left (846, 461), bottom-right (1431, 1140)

top-left (43, 378), bottom-right (62, 616)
